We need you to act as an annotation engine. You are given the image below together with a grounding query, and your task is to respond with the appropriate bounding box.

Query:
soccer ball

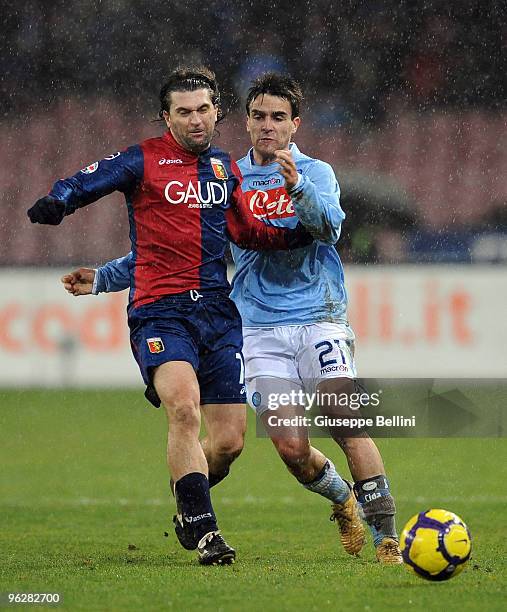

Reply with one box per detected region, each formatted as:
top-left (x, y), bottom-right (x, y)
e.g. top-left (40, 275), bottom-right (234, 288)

top-left (400, 509), bottom-right (472, 581)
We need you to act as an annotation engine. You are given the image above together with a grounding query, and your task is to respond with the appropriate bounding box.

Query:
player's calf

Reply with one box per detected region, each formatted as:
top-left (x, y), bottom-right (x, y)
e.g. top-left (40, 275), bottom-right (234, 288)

top-left (201, 403), bottom-right (247, 488)
top-left (201, 432), bottom-right (244, 488)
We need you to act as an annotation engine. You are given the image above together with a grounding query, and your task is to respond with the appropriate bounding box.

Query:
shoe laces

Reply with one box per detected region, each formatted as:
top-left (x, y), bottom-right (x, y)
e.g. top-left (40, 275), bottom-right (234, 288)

top-left (380, 538), bottom-right (400, 554)
top-left (329, 504), bottom-right (351, 525)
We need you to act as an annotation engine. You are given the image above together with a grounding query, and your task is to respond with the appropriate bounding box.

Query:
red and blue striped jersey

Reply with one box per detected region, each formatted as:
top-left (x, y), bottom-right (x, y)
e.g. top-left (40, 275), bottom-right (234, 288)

top-left (50, 131), bottom-right (310, 309)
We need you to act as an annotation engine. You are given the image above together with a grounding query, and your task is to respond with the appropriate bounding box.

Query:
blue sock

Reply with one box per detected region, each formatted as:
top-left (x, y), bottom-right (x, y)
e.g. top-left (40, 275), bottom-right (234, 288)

top-left (174, 472), bottom-right (218, 541)
top-left (303, 460), bottom-right (350, 504)
top-left (353, 475), bottom-right (397, 546)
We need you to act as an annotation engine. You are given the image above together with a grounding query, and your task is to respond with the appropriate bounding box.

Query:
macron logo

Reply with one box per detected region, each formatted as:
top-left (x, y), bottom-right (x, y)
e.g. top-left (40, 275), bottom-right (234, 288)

top-left (159, 158), bottom-right (183, 165)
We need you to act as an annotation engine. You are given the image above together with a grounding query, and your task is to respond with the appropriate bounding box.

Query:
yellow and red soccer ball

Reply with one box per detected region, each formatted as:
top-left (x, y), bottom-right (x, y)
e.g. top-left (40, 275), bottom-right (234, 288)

top-left (400, 509), bottom-right (472, 581)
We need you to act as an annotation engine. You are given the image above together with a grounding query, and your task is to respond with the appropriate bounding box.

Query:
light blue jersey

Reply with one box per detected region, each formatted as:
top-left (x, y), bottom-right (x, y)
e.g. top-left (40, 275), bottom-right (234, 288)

top-left (231, 143), bottom-right (347, 326)
top-left (94, 142), bottom-right (348, 327)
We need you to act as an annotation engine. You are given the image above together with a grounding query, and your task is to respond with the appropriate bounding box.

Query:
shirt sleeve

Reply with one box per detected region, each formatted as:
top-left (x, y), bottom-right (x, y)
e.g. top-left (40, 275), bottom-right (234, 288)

top-left (225, 160), bottom-right (314, 251)
top-left (49, 146), bottom-right (144, 216)
top-left (287, 160), bottom-right (344, 245)
top-left (93, 252), bottom-right (133, 294)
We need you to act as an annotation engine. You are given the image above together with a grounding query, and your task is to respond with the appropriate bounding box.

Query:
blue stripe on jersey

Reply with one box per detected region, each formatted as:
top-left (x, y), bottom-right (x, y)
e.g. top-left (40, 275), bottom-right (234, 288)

top-left (121, 147), bottom-right (143, 307)
top-left (126, 193), bottom-right (138, 307)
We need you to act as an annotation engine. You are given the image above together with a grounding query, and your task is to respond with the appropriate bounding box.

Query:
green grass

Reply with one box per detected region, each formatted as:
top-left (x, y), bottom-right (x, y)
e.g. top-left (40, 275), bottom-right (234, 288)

top-left (0, 390), bottom-right (505, 611)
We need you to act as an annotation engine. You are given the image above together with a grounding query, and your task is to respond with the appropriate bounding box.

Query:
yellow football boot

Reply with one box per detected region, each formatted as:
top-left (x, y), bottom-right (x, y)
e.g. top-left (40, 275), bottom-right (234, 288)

top-left (376, 537), bottom-right (403, 564)
top-left (330, 494), bottom-right (366, 555)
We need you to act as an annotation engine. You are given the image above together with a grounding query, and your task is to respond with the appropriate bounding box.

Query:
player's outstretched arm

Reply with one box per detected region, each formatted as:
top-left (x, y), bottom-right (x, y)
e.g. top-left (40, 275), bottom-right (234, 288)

top-left (61, 252), bottom-right (132, 296)
top-left (27, 147), bottom-right (143, 225)
top-left (61, 269), bottom-right (95, 296)
top-left (96, 252), bottom-right (132, 293)
top-left (226, 161), bottom-right (314, 251)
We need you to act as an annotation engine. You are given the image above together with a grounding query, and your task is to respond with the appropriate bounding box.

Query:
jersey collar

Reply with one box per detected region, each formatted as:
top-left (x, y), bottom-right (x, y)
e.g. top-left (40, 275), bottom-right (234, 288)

top-left (162, 130), bottom-right (209, 160)
top-left (247, 142), bottom-right (301, 168)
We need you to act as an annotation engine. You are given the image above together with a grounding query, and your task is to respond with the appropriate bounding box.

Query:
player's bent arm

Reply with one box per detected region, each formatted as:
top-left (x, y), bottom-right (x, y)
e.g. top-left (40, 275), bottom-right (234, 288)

top-left (226, 162), bottom-right (314, 251)
top-left (93, 252), bottom-right (132, 293)
top-left (27, 147), bottom-right (144, 225)
top-left (287, 161), bottom-right (344, 244)
top-left (226, 185), bottom-right (313, 250)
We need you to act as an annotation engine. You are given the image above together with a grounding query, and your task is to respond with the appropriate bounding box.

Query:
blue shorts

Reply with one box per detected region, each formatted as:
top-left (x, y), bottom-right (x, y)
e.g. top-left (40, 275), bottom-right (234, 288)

top-left (128, 290), bottom-right (246, 407)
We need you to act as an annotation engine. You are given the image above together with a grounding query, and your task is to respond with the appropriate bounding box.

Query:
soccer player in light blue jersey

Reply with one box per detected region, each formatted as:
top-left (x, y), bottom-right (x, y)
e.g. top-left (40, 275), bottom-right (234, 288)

top-left (62, 73), bottom-right (402, 563)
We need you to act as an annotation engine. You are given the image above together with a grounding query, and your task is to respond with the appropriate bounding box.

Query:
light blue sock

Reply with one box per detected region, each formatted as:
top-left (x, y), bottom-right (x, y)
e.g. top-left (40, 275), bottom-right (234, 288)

top-left (303, 459), bottom-right (350, 504)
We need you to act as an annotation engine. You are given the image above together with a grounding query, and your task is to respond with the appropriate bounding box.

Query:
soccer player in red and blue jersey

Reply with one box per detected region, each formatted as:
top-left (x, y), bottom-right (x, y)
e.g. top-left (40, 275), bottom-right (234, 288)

top-left (27, 67), bottom-right (313, 565)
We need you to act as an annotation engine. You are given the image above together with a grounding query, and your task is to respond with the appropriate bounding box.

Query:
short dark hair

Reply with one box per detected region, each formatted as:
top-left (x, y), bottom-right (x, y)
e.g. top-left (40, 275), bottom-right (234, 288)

top-left (245, 73), bottom-right (303, 118)
top-left (158, 66), bottom-right (222, 120)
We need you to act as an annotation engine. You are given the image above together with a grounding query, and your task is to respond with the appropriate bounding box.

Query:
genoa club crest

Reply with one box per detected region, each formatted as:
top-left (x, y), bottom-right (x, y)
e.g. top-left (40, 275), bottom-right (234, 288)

top-left (147, 337), bottom-right (165, 354)
top-left (210, 157), bottom-right (228, 180)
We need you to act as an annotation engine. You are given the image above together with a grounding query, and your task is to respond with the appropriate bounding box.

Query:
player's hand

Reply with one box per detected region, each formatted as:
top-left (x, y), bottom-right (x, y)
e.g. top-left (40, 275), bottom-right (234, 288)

top-left (275, 150), bottom-right (299, 191)
top-left (27, 196), bottom-right (66, 225)
top-left (61, 268), bottom-right (95, 296)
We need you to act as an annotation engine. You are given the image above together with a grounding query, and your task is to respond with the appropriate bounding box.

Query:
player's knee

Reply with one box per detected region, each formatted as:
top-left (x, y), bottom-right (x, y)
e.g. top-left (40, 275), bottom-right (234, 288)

top-left (157, 377), bottom-right (200, 428)
top-left (164, 398), bottom-right (200, 431)
top-left (275, 438), bottom-right (311, 468)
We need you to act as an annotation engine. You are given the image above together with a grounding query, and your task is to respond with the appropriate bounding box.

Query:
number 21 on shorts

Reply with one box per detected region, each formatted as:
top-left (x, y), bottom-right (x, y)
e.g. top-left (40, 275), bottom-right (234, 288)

top-left (314, 339), bottom-right (353, 375)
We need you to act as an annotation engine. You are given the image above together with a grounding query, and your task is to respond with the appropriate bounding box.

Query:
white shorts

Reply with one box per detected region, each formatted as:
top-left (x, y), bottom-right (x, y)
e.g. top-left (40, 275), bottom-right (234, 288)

top-left (243, 322), bottom-right (357, 415)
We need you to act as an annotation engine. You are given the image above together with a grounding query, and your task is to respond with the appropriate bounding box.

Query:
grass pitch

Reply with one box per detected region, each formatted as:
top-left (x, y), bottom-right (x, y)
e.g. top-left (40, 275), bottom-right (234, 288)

top-left (1, 390), bottom-right (505, 611)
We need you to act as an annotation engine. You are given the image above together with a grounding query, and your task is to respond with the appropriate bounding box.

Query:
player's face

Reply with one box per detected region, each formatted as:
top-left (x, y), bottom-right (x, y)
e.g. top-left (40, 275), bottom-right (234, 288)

top-left (247, 94), bottom-right (300, 165)
top-left (163, 89), bottom-right (218, 153)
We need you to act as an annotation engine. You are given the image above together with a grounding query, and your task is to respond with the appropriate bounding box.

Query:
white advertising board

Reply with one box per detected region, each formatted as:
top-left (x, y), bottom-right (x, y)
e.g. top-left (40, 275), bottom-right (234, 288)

top-left (345, 266), bottom-right (506, 378)
top-left (0, 266), bottom-right (504, 387)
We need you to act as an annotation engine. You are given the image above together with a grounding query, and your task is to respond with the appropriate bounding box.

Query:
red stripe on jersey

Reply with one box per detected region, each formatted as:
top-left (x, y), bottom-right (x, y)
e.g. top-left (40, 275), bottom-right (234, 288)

top-left (131, 133), bottom-right (202, 307)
